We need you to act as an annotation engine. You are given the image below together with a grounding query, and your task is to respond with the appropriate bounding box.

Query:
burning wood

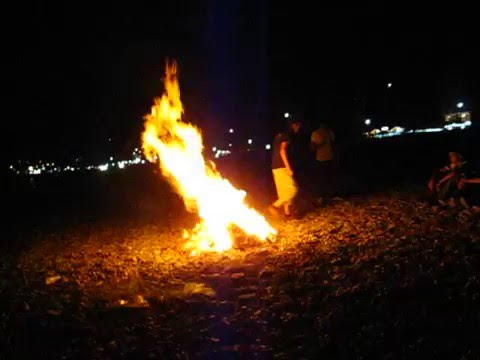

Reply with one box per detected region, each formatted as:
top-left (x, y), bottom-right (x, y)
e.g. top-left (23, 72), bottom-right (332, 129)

top-left (142, 61), bottom-right (276, 253)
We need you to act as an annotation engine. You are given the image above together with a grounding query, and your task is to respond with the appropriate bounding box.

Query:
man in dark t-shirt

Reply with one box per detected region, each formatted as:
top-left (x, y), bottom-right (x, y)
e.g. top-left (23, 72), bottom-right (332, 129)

top-left (271, 132), bottom-right (291, 170)
top-left (269, 118), bottom-right (302, 217)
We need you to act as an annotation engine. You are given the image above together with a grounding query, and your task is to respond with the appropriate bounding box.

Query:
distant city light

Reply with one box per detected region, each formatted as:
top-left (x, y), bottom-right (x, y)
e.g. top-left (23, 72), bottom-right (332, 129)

top-left (214, 149), bottom-right (232, 159)
top-left (229, 128), bottom-right (234, 133)
top-left (390, 126), bottom-right (405, 134)
top-left (118, 162), bottom-right (125, 169)
top-left (98, 164), bottom-right (109, 171)
top-left (444, 120), bottom-right (472, 131)
top-left (284, 112), bottom-right (290, 118)
top-left (212, 146), bottom-right (217, 152)
top-left (109, 156), bottom-right (113, 161)
top-left (461, 113), bottom-right (467, 118)
top-left (457, 102), bottom-right (464, 109)
top-left (265, 144), bottom-right (271, 150)
top-left (415, 128), bottom-right (444, 133)
top-left (229, 143), bottom-right (232, 147)
top-left (28, 166), bottom-right (33, 172)
top-left (381, 126), bottom-right (389, 131)
top-left (248, 139), bottom-right (253, 144)
top-left (365, 118), bottom-right (371, 125)
top-left (387, 82), bottom-right (392, 88)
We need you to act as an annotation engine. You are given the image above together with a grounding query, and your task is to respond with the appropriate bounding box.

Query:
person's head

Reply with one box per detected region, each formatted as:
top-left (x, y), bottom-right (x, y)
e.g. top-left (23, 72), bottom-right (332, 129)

top-left (449, 152), bottom-right (463, 164)
top-left (288, 117), bottom-right (302, 133)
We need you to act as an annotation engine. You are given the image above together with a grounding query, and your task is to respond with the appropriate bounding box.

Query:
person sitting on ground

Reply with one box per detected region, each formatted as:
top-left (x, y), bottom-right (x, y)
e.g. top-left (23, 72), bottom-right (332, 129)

top-left (428, 152), bottom-right (468, 208)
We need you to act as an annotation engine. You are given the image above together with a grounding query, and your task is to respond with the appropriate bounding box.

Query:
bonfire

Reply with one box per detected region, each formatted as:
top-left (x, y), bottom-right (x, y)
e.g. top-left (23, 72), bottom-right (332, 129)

top-left (142, 61), bottom-right (276, 254)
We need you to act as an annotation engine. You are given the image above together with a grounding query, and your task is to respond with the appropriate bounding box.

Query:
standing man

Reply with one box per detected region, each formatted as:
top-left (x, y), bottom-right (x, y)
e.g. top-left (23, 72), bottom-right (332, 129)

top-left (311, 123), bottom-right (336, 205)
top-left (269, 117), bottom-right (302, 217)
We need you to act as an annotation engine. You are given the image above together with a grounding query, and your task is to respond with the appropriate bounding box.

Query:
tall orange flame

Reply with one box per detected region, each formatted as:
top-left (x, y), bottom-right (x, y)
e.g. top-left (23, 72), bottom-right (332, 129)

top-left (142, 62), bottom-right (276, 253)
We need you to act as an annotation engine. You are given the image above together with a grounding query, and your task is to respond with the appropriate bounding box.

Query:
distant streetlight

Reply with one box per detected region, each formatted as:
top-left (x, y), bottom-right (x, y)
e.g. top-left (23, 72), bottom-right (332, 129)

top-left (381, 126), bottom-right (389, 132)
top-left (265, 144), bottom-right (271, 150)
top-left (387, 82), bottom-right (392, 88)
top-left (284, 112), bottom-right (290, 118)
top-left (457, 102), bottom-right (464, 109)
top-left (248, 139), bottom-right (253, 145)
top-left (365, 118), bottom-right (371, 125)
top-left (229, 128), bottom-right (234, 133)
top-left (229, 143), bottom-right (232, 147)
top-left (212, 146), bottom-right (217, 152)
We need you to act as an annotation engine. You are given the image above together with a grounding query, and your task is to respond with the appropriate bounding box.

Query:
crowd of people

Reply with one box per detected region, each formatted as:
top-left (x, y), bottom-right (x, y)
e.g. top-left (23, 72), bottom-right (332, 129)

top-left (268, 115), bottom-right (480, 219)
top-left (268, 116), bottom-right (337, 218)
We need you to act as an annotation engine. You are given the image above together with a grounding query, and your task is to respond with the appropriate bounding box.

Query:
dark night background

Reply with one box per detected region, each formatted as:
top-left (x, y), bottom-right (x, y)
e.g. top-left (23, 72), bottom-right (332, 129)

top-left (3, 2), bottom-right (480, 165)
top-left (4, 3), bottom-right (480, 358)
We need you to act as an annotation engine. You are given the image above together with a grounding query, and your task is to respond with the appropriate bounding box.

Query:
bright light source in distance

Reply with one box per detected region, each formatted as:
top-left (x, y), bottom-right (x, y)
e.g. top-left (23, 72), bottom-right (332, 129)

top-left (457, 102), bottom-right (464, 109)
top-left (365, 119), bottom-right (371, 125)
top-left (381, 126), bottom-right (389, 131)
top-left (284, 112), bottom-right (290, 118)
top-left (387, 83), bottom-right (392, 88)
top-left (229, 143), bottom-right (232, 147)
top-left (118, 162), bottom-right (125, 169)
top-left (390, 126), bottom-right (405, 133)
top-left (28, 166), bottom-right (33, 171)
top-left (265, 144), bottom-right (271, 150)
top-left (229, 128), bottom-right (234, 133)
top-left (98, 164), bottom-right (108, 171)
top-left (212, 146), bottom-right (217, 152)
top-left (248, 139), bottom-right (253, 144)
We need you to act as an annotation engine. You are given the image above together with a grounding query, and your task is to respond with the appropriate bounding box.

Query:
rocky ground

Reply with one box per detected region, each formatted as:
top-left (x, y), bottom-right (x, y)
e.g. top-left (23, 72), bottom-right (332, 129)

top-left (2, 191), bottom-right (480, 359)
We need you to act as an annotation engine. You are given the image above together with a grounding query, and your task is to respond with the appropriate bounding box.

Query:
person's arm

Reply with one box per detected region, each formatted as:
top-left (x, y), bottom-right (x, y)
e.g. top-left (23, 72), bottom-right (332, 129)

top-left (313, 130), bottom-right (326, 146)
top-left (436, 172), bottom-right (454, 190)
top-left (310, 130), bottom-right (326, 151)
top-left (280, 141), bottom-right (293, 176)
top-left (463, 178), bottom-right (480, 184)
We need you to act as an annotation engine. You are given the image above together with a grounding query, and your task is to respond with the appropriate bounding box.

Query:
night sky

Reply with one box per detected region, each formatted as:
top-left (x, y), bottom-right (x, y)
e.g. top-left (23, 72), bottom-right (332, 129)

top-left (4, 2), bottom-right (479, 164)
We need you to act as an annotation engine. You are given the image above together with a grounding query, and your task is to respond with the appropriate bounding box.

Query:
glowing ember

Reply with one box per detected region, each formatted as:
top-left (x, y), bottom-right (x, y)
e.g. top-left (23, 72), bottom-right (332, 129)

top-left (142, 61), bottom-right (276, 253)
